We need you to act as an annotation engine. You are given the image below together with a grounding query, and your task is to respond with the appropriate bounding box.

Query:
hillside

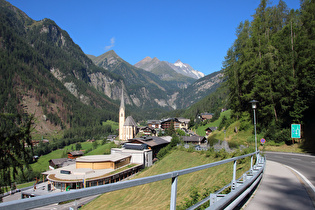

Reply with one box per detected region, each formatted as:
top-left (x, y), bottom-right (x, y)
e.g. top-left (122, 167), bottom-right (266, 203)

top-left (0, 0), bottom-right (121, 136)
top-left (0, 0), bottom-right (225, 136)
top-left (89, 51), bottom-right (196, 110)
top-left (82, 149), bottom-right (251, 209)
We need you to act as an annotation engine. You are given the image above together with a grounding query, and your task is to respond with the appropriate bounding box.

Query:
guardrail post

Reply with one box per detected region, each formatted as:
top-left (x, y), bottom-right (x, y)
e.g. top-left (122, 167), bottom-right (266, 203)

top-left (250, 155), bottom-right (253, 173)
top-left (232, 160), bottom-right (237, 191)
top-left (170, 175), bottom-right (178, 210)
top-left (209, 193), bottom-right (216, 206)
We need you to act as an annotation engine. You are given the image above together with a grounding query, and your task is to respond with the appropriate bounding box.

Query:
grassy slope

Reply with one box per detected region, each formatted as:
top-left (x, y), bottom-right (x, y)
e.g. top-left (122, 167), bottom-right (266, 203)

top-left (200, 110), bottom-right (304, 153)
top-left (195, 110), bottom-right (232, 136)
top-left (82, 149), bottom-right (250, 209)
top-left (85, 142), bottom-right (117, 155)
top-left (102, 120), bottom-right (119, 131)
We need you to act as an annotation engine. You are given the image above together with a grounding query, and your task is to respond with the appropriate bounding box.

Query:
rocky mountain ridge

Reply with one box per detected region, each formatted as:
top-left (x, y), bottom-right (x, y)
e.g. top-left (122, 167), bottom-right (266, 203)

top-left (0, 0), bottom-right (223, 136)
top-left (135, 56), bottom-right (205, 80)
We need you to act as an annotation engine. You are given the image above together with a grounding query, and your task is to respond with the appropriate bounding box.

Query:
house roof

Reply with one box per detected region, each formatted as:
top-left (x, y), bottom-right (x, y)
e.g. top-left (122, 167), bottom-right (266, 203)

top-left (49, 158), bottom-right (68, 166)
top-left (69, 151), bottom-right (84, 156)
top-left (201, 113), bottom-right (214, 116)
top-left (177, 117), bottom-right (190, 123)
top-left (205, 127), bottom-right (217, 131)
top-left (129, 136), bottom-right (169, 147)
top-left (182, 136), bottom-right (206, 142)
top-left (76, 153), bottom-right (131, 163)
top-left (160, 118), bottom-right (180, 124)
top-left (147, 120), bottom-right (160, 124)
top-left (159, 136), bottom-right (172, 142)
top-left (108, 135), bottom-right (117, 138)
top-left (124, 116), bottom-right (137, 126)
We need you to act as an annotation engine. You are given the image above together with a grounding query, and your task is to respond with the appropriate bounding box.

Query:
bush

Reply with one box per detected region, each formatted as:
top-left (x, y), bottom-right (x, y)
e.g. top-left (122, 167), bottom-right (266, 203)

top-left (265, 122), bottom-right (291, 143)
top-left (239, 113), bottom-right (251, 131)
top-left (214, 149), bottom-right (229, 159)
top-left (208, 137), bottom-right (219, 147)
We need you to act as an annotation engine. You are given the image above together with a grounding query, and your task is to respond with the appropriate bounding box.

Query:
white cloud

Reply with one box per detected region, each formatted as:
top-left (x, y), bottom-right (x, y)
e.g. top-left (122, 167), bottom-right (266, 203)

top-left (105, 37), bottom-right (115, 50)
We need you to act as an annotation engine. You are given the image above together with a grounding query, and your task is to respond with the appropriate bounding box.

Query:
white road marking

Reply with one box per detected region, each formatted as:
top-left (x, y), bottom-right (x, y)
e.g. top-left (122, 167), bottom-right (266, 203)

top-left (285, 165), bottom-right (315, 194)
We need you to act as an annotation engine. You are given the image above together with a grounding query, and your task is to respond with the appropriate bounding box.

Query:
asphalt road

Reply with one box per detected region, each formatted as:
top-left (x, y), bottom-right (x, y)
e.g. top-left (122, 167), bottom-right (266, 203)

top-left (264, 151), bottom-right (315, 187)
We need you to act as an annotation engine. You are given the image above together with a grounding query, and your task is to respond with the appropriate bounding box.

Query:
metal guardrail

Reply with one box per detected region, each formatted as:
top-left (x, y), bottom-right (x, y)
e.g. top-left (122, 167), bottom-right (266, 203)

top-left (0, 151), bottom-right (264, 210)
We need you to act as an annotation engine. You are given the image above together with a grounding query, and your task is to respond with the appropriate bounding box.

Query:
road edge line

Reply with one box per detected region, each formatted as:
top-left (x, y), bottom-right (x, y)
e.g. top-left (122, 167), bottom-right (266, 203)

top-left (284, 164), bottom-right (315, 208)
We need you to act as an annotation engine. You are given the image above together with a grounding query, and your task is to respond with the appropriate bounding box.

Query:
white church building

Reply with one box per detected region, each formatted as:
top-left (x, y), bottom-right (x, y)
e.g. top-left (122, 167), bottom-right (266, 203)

top-left (119, 90), bottom-right (137, 141)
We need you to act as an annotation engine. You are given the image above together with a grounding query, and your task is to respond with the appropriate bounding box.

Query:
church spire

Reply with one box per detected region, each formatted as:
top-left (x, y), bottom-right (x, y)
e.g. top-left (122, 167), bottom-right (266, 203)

top-left (120, 88), bottom-right (125, 110)
top-left (119, 88), bottom-right (125, 140)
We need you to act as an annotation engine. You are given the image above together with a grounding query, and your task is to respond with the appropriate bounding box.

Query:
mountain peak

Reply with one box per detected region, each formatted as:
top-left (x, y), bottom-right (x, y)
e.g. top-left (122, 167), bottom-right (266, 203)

top-left (134, 56), bottom-right (152, 68)
top-left (105, 50), bottom-right (118, 57)
top-left (143, 56), bottom-right (152, 61)
top-left (152, 57), bottom-right (160, 62)
top-left (175, 59), bottom-right (182, 64)
top-left (174, 59), bottom-right (186, 68)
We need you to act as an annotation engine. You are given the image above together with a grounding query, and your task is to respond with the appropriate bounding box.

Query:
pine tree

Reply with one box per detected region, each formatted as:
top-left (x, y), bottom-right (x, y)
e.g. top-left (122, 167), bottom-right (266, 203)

top-left (0, 114), bottom-right (33, 195)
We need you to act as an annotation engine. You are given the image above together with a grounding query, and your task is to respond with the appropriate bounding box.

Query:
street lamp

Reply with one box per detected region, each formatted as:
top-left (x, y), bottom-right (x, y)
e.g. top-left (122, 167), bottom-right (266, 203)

top-left (249, 100), bottom-right (258, 153)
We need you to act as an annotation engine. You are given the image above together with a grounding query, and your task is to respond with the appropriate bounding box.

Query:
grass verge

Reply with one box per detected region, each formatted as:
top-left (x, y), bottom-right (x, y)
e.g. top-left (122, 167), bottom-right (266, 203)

top-left (82, 149), bottom-right (252, 210)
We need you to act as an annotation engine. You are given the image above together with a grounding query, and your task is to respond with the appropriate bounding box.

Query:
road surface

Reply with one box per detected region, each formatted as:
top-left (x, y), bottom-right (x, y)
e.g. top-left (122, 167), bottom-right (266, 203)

top-left (244, 152), bottom-right (315, 209)
top-left (264, 151), bottom-right (315, 187)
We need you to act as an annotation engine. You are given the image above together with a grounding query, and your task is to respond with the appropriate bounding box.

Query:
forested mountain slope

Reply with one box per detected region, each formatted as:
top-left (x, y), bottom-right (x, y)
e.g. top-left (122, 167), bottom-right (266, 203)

top-left (222, 0), bottom-right (314, 149)
top-left (0, 0), bottom-right (226, 136)
top-left (0, 0), bottom-right (122, 135)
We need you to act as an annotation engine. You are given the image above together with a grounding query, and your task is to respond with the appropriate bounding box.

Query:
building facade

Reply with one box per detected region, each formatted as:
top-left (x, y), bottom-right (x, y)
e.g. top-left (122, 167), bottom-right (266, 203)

top-left (119, 90), bottom-right (137, 141)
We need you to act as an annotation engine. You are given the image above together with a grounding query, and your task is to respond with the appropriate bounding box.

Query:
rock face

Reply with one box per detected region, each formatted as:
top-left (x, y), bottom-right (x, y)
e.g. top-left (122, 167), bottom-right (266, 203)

top-left (89, 72), bottom-right (122, 101)
top-left (89, 51), bottom-right (223, 110)
top-left (172, 60), bottom-right (205, 79)
top-left (135, 57), bottom-right (205, 80)
top-left (174, 71), bottom-right (224, 109)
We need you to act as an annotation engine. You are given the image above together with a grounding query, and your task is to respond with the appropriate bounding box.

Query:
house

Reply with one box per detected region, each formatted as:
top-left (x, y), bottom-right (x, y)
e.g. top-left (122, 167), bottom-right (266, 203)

top-left (160, 118), bottom-right (188, 130)
top-left (177, 117), bottom-right (190, 125)
top-left (205, 127), bottom-right (217, 136)
top-left (49, 158), bottom-right (75, 169)
top-left (181, 136), bottom-right (206, 145)
top-left (147, 120), bottom-right (161, 129)
top-left (107, 135), bottom-right (117, 141)
top-left (139, 126), bottom-right (157, 136)
top-left (111, 145), bottom-right (153, 168)
top-left (67, 151), bottom-right (84, 159)
top-left (128, 136), bottom-right (169, 159)
top-left (199, 113), bottom-right (214, 121)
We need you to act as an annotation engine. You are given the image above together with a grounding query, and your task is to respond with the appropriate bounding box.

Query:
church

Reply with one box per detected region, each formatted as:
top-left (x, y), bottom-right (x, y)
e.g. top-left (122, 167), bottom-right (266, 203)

top-left (119, 90), bottom-right (137, 141)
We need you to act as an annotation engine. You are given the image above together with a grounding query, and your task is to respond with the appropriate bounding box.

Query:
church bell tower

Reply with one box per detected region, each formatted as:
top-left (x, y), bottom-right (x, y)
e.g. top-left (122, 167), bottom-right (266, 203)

top-left (119, 89), bottom-right (125, 140)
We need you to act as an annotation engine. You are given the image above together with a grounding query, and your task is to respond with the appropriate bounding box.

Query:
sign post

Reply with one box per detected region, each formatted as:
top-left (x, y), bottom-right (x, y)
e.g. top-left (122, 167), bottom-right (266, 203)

top-left (291, 124), bottom-right (301, 144)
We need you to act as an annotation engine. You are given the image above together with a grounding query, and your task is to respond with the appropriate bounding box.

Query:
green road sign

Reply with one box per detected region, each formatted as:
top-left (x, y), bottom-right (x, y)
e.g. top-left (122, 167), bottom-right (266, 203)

top-left (291, 124), bottom-right (301, 138)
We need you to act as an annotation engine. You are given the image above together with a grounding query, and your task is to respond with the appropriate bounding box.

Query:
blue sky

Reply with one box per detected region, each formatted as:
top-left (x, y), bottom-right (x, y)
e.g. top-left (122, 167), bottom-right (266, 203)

top-left (7, 0), bottom-right (300, 75)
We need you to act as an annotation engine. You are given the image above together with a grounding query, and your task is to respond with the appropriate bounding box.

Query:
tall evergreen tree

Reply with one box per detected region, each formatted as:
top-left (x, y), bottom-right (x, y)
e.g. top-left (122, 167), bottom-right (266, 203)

top-left (222, 0), bottom-right (314, 146)
top-left (0, 114), bottom-right (33, 195)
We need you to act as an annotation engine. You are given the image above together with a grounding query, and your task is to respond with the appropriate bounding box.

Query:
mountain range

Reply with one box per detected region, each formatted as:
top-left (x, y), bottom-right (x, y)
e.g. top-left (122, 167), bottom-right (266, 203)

top-left (0, 0), bottom-right (223, 136)
top-left (135, 57), bottom-right (205, 80)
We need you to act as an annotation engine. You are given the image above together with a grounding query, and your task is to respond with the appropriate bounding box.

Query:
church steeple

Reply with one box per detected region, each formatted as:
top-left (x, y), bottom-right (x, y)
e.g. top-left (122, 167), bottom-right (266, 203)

top-left (119, 89), bottom-right (125, 140)
top-left (120, 88), bottom-right (125, 110)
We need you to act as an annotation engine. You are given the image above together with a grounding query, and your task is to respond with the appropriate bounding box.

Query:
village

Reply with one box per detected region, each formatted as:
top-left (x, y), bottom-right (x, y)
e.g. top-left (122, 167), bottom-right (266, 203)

top-left (12, 92), bottom-right (219, 200)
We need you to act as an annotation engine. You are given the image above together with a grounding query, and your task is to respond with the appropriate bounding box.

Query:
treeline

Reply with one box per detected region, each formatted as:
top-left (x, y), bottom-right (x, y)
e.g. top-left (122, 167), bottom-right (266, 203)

top-left (183, 85), bottom-right (229, 119)
top-left (223, 0), bottom-right (314, 144)
top-left (0, 113), bottom-right (33, 192)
